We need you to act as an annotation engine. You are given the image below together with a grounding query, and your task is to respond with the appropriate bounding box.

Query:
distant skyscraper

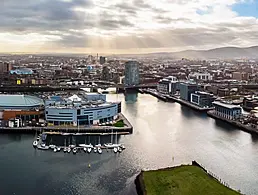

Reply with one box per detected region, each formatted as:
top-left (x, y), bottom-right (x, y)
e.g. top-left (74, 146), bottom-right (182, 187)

top-left (100, 56), bottom-right (106, 65)
top-left (124, 61), bottom-right (140, 86)
top-left (0, 62), bottom-right (12, 74)
top-left (102, 66), bottom-right (110, 81)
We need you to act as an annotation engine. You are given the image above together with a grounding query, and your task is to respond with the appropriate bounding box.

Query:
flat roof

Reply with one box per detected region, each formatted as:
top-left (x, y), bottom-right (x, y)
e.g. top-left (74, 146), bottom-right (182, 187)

top-left (213, 101), bottom-right (241, 109)
top-left (0, 95), bottom-right (43, 107)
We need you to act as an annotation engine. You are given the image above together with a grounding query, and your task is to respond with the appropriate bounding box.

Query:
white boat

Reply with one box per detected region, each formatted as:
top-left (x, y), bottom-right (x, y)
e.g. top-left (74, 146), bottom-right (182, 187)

top-left (69, 145), bottom-right (76, 148)
top-left (113, 147), bottom-right (118, 153)
top-left (93, 147), bottom-right (97, 153)
top-left (118, 147), bottom-right (122, 153)
top-left (49, 145), bottom-right (56, 149)
top-left (37, 145), bottom-right (49, 150)
top-left (73, 147), bottom-right (77, 154)
top-left (63, 147), bottom-right (67, 153)
top-left (87, 147), bottom-right (92, 153)
top-left (113, 131), bottom-right (121, 148)
top-left (67, 147), bottom-right (71, 153)
top-left (33, 140), bottom-right (38, 147)
top-left (120, 145), bottom-right (125, 150)
top-left (104, 143), bottom-right (116, 148)
top-left (95, 136), bottom-right (101, 148)
top-left (83, 147), bottom-right (87, 152)
top-left (98, 147), bottom-right (102, 154)
top-left (53, 147), bottom-right (57, 152)
top-left (79, 144), bottom-right (87, 147)
top-left (95, 144), bottom-right (101, 148)
top-left (57, 147), bottom-right (61, 152)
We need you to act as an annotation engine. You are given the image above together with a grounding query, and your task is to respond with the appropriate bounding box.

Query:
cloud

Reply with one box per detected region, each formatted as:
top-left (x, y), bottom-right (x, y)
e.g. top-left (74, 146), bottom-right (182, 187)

top-left (0, 0), bottom-right (258, 53)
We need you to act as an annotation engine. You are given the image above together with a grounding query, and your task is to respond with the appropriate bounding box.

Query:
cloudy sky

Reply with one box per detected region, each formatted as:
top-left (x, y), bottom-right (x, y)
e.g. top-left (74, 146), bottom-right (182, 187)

top-left (1, 0), bottom-right (258, 54)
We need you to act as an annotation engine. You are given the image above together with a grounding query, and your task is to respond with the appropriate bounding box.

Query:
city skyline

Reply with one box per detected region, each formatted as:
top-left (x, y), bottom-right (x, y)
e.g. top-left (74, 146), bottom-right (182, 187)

top-left (1, 0), bottom-right (258, 54)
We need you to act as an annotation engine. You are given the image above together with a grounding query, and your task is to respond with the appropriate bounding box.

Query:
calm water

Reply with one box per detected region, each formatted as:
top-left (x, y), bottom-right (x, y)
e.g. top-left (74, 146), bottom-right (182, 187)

top-left (0, 93), bottom-right (258, 195)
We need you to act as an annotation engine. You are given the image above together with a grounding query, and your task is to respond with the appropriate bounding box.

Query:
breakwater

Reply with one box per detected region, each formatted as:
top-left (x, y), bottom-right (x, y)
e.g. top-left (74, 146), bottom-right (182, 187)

top-left (207, 111), bottom-right (258, 135)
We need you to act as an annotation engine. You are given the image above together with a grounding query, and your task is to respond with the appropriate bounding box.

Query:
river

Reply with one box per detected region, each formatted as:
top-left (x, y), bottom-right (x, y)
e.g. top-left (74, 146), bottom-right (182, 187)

top-left (0, 93), bottom-right (258, 195)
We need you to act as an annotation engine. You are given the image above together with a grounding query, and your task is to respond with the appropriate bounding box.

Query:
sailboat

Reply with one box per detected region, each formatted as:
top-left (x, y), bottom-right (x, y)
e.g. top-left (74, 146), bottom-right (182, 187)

top-left (33, 140), bottom-right (38, 147)
top-left (32, 131), bottom-right (38, 147)
top-left (49, 137), bottom-right (56, 149)
top-left (63, 137), bottom-right (67, 153)
top-left (104, 130), bottom-right (116, 148)
top-left (95, 136), bottom-right (101, 148)
top-left (73, 147), bottom-right (77, 154)
top-left (113, 131), bottom-right (121, 148)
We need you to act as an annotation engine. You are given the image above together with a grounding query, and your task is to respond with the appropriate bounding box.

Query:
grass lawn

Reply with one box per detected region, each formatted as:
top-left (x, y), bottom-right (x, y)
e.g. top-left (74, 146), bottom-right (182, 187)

top-left (143, 165), bottom-right (241, 195)
top-left (113, 119), bottom-right (125, 127)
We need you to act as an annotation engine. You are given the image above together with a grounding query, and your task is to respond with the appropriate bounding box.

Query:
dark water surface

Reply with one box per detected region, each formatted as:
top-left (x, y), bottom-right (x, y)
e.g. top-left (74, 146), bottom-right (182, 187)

top-left (0, 93), bottom-right (258, 195)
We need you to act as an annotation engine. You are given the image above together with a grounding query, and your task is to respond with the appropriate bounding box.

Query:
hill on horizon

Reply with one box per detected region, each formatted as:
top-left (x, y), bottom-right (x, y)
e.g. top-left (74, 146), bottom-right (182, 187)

top-left (112, 46), bottom-right (258, 59)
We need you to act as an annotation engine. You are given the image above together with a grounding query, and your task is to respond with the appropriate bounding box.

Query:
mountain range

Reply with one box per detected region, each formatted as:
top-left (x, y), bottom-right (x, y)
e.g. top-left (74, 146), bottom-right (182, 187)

top-left (114, 46), bottom-right (258, 59)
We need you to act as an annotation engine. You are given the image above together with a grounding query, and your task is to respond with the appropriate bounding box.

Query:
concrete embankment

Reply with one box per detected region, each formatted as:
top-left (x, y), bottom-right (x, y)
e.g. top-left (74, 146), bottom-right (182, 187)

top-left (208, 111), bottom-right (258, 135)
top-left (0, 114), bottom-right (133, 135)
top-left (143, 89), bottom-right (213, 112)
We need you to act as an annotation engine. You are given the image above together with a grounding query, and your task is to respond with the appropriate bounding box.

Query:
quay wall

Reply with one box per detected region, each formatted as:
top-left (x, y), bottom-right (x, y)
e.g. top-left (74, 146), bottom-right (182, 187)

top-left (0, 113), bottom-right (133, 135)
top-left (135, 161), bottom-right (242, 195)
top-left (143, 89), bottom-right (213, 112)
top-left (207, 111), bottom-right (258, 135)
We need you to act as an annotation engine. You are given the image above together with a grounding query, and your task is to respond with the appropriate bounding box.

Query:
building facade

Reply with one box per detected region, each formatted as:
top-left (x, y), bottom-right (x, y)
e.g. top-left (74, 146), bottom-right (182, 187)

top-left (45, 93), bottom-right (121, 126)
top-left (213, 101), bottom-right (242, 120)
top-left (179, 81), bottom-right (199, 101)
top-left (190, 91), bottom-right (215, 108)
top-left (189, 72), bottom-right (212, 81)
top-left (0, 62), bottom-right (12, 74)
top-left (99, 56), bottom-right (106, 65)
top-left (243, 96), bottom-right (258, 111)
top-left (124, 61), bottom-right (140, 86)
top-left (157, 76), bottom-right (178, 95)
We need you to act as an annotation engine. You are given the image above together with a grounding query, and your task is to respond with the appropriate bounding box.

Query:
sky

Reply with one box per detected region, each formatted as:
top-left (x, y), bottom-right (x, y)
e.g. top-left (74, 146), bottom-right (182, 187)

top-left (1, 0), bottom-right (258, 54)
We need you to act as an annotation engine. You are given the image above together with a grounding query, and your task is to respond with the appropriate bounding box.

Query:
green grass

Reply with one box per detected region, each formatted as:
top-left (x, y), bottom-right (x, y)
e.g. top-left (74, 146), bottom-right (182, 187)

top-left (113, 119), bottom-right (125, 127)
top-left (143, 165), bottom-right (241, 195)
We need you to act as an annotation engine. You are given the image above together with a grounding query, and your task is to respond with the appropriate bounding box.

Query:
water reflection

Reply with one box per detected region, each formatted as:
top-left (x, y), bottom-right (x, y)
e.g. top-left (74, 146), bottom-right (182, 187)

top-left (46, 135), bottom-right (122, 147)
top-left (214, 120), bottom-right (239, 133)
top-left (125, 93), bottom-right (138, 103)
top-left (251, 134), bottom-right (258, 142)
top-left (180, 106), bottom-right (206, 118)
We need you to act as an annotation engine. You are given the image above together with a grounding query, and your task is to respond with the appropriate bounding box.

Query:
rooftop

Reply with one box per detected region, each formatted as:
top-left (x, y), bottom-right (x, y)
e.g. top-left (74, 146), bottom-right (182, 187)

top-left (0, 95), bottom-right (43, 107)
top-left (213, 101), bottom-right (241, 109)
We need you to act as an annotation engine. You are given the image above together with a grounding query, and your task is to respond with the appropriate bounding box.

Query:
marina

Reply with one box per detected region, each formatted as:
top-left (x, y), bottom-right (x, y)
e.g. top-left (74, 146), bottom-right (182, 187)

top-left (32, 130), bottom-right (126, 154)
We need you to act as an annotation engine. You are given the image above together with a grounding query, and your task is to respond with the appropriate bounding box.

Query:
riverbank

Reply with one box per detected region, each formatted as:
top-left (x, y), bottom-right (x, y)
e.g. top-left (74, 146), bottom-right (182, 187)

top-left (0, 113), bottom-right (133, 135)
top-left (135, 161), bottom-right (241, 195)
top-left (208, 111), bottom-right (258, 135)
top-left (142, 89), bottom-right (214, 112)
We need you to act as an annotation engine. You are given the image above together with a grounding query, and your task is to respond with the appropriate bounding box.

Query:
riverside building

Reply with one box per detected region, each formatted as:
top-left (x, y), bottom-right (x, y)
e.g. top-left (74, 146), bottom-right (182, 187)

top-left (213, 101), bottom-right (242, 120)
top-left (179, 80), bottom-right (199, 101)
top-left (157, 76), bottom-right (178, 95)
top-left (190, 91), bottom-right (216, 108)
top-left (124, 61), bottom-right (140, 87)
top-left (45, 93), bottom-right (121, 126)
